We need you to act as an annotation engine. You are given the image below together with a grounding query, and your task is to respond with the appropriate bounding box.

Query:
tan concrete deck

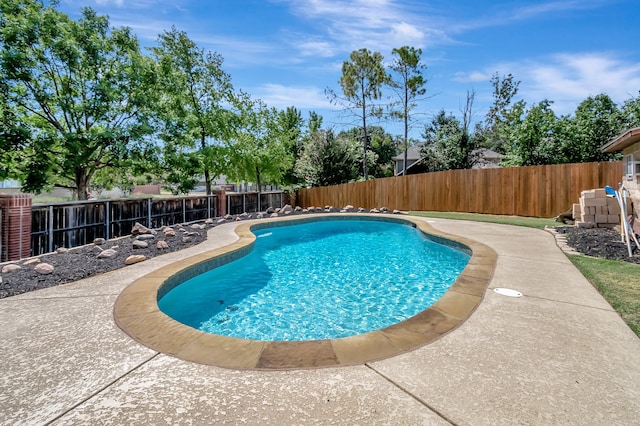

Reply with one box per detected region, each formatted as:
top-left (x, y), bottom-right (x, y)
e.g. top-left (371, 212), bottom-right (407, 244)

top-left (1, 216), bottom-right (639, 425)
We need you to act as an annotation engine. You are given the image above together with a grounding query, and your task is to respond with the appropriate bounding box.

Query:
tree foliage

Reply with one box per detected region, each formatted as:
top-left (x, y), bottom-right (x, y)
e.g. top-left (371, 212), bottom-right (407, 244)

top-left (0, 0), bottom-right (155, 199)
top-left (329, 48), bottom-right (388, 180)
top-left (388, 46), bottom-right (427, 175)
top-left (294, 129), bottom-right (362, 187)
top-left (226, 94), bottom-right (294, 195)
top-left (150, 27), bottom-right (234, 195)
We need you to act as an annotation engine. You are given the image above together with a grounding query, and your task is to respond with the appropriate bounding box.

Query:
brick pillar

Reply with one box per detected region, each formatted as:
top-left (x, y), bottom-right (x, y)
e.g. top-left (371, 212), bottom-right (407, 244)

top-left (212, 189), bottom-right (226, 217)
top-left (0, 194), bottom-right (32, 262)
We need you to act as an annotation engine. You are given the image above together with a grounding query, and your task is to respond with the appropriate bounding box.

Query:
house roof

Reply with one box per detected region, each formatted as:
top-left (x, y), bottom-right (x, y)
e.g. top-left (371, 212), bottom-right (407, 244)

top-left (392, 144), bottom-right (423, 161)
top-left (601, 127), bottom-right (640, 152)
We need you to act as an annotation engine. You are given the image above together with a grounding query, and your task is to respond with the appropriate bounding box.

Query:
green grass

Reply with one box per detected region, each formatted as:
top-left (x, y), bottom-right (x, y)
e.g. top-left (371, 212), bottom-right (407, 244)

top-left (568, 255), bottom-right (640, 336)
top-left (409, 211), bottom-right (640, 337)
top-left (409, 211), bottom-right (558, 229)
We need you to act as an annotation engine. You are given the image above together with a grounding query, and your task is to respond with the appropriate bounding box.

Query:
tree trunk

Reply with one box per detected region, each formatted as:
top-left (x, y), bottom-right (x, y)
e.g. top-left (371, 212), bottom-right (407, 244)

top-left (76, 168), bottom-right (89, 201)
top-left (256, 166), bottom-right (262, 212)
top-left (204, 168), bottom-right (212, 195)
top-left (362, 102), bottom-right (368, 181)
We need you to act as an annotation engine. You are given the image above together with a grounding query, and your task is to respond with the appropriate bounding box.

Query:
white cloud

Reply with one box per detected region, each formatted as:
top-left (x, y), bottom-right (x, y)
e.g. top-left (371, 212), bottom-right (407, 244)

top-left (253, 84), bottom-right (334, 110)
top-left (460, 53), bottom-right (640, 115)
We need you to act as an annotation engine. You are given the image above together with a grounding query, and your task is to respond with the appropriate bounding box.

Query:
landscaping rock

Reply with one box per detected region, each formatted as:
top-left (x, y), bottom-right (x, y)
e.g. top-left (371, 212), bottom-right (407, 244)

top-left (270, 213), bottom-right (279, 218)
top-left (2, 264), bottom-right (21, 273)
top-left (133, 240), bottom-right (148, 249)
top-left (23, 258), bottom-right (41, 265)
top-left (156, 240), bottom-right (169, 249)
top-left (344, 205), bottom-right (354, 211)
top-left (34, 263), bottom-right (54, 275)
top-left (136, 234), bottom-right (156, 241)
top-left (94, 238), bottom-right (106, 245)
top-left (282, 204), bottom-right (293, 213)
top-left (224, 214), bottom-right (233, 220)
top-left (163, 229), bottom-right (177, 237)
top-left (56, 248), bottom-right (69, 254)
top-left (97, 249), bottom-right (118, 259)
top-left (190, 223), bottom-right (206, 229)
top-left (217, 218), bottom-right (226, 224)
top-left (125, 254), bottom-right (146, 265)
top-left (295, 206), bottom-right (302, 212)
top-left (131, 222), bottom-right (154, 235)
top-left (204, 218), bottom-right (214, 224)
top-left (266, 207), bottom-right (275, 214)
top-left (370, 208), bottom-right (380, 213)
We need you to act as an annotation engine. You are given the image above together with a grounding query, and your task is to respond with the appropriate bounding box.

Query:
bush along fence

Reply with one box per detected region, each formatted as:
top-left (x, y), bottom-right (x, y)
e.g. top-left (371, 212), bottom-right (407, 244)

top-left (0, 190), bottom-right (286, 261)
top-left (297, 161), bottom-right (623, 219)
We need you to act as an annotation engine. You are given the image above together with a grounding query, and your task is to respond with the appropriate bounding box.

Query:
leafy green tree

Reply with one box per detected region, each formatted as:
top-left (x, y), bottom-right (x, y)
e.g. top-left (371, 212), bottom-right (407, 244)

top-left (559, 94), bottom-right (623, 163)
top-left (294, 129), bottom-right (362, 187)
top-left (0, 1), bottom-right (155, 199)
top-left (502, 100), bottom-right (558, 166)
top-left (276, 106), bottom-right (305, 186)
top-left (484, 73), bottom-right (520, 153)
top-left (621, 91), bottom-right (640, 129)
top-left (421, 91), bottom-right (481, 171)
top-left (341, 126), bottom-right (395, 177)
top-left (227, 94), bottom-right (294, 202)
top-left (388, 46), bottom-right (427, 175)
top-left (328, 48), bottom-right (388, 180)
top-left (151, 27), bottom-right (234, 195)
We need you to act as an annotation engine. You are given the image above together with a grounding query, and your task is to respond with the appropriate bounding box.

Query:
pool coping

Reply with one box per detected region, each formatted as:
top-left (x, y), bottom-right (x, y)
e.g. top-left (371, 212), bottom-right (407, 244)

top-left (113, 214), bottom-right (497, 370)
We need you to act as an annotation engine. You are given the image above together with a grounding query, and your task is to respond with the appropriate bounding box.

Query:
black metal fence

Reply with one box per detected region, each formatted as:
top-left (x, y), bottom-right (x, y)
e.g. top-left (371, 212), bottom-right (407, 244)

top-left (226, 191), bottom-right (284, 215)
top-left (31, 195), bottom-right (217, 255)
top-left (30, 191), bottom-right (285, 255)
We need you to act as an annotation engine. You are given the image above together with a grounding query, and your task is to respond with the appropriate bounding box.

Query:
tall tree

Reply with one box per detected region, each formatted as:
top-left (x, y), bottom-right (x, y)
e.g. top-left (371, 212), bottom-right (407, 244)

top-left (328, 48), bottom-right (388, 180)
top-left (484, 72), bottom-right (520, 153)
top-left (388, 46), bottom-right (427, 175)
top-left (227, 94), bottom-right (293, 204)
top-left (0, 1), bottom-right (156, 199)
top-left (276, 106), bottom-right (305, 186)
top-left (151, 27), bottom-right (234, 195)
top-left (560, 94), bottom-right (623, 163)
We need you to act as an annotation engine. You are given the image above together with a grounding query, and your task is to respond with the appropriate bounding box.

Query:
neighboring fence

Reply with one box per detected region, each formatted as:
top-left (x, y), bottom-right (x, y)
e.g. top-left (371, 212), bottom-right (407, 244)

top-left (31, 195), bottom-right (219, 255)
top-left (28, 191), bottom-right (286, 256)
top-left (226, 191), bottom-right (285, 215)
top-left (297, 161), bottom-right (623, 218)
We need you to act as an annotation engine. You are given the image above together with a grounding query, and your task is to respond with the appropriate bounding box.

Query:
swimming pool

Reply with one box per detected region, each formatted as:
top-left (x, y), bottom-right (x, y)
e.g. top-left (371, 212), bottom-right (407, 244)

top-left (114, 214), bottom-right (497, 369)
top-left (158, 219), bottom-right (470, 341)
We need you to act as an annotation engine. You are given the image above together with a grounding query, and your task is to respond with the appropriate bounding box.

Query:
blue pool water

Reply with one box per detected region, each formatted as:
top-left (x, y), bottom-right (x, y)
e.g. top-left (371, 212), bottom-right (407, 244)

top-left (158, 219), bottom-right (470, 341)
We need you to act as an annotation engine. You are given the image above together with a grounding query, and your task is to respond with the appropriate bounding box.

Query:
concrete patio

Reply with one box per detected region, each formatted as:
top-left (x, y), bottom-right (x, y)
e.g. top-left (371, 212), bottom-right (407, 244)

top-left (1, 217), bottom-right (639, 425)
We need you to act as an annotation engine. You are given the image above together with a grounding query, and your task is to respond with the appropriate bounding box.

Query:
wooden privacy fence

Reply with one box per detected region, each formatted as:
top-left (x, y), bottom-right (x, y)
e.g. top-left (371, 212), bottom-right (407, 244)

top-left (297, 161), bottom-right (623, 218)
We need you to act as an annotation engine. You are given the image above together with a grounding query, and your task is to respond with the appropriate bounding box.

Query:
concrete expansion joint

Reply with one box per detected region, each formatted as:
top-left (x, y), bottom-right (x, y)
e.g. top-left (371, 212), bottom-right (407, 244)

top-left (364, 364), bottom-right (457, 425)
top-left (44, 353), bottom-right (160, 425)
top-left (522, 293), bottom-right (616, 313)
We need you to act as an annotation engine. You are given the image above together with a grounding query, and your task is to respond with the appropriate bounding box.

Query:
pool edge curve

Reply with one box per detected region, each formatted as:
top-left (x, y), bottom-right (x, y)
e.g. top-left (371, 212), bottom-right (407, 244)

top-left (113, 213), bottom-right (497, 371)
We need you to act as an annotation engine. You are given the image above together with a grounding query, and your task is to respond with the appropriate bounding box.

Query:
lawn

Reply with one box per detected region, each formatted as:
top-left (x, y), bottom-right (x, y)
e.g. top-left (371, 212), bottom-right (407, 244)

top-left (410, 211), bottom-right (640, 337)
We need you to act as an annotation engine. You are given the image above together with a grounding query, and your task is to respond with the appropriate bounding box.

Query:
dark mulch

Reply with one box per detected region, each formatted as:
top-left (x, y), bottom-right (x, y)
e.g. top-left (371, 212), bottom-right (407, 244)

top-left (0, 223), bottom-right (209, 299)
top-left (556, 226), bottom-right (640, 264)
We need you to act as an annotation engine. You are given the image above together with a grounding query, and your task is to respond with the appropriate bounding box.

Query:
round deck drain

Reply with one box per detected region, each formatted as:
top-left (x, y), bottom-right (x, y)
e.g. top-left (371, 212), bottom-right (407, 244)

top-left (493, 288), bottom-right (523, 297)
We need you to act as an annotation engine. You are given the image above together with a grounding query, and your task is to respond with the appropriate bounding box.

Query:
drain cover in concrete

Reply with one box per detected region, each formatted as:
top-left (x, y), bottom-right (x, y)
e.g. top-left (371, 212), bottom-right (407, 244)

top-left (493, 288), bottom-right (523, 297)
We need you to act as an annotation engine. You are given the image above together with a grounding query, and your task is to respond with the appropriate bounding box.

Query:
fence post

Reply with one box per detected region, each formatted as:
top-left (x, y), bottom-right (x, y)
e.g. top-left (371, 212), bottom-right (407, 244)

top-left (105, 200), bottom-right (110, 240)
top-left (48, 205), bottom-right (54, 253)
top-left (182, 198), bottom-right (186, 223)
top-left (147, 198), bottom-right (152, 228)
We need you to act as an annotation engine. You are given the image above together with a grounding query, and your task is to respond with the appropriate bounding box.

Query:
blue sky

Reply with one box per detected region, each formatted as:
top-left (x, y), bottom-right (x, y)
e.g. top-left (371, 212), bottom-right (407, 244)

top-left (58, 0), bottom-right (640, 139)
